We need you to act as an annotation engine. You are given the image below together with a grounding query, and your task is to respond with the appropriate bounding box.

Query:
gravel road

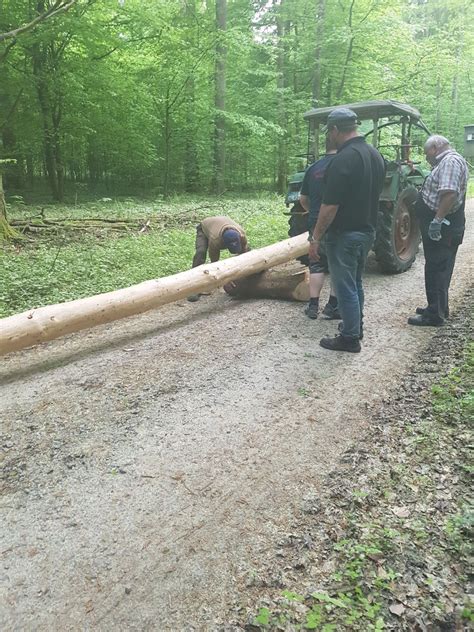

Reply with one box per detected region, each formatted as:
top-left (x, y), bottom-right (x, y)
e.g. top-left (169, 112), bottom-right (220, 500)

top-left (1, 204), bottom-right (473, 630)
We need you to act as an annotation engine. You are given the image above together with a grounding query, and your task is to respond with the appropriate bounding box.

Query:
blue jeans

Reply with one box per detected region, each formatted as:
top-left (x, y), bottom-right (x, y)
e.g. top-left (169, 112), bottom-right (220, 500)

top-left (325, 229), bottom-right (374, 339)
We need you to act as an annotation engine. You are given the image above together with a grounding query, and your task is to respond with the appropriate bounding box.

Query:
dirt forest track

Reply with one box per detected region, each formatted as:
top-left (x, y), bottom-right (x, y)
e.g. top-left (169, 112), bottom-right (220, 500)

top-left (1, 202), bottom-right (473, 630)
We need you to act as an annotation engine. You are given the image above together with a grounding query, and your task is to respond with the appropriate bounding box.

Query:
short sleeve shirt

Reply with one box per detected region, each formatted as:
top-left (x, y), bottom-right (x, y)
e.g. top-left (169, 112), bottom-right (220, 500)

top-left (322, 136), bottom-right (385, 232)
top-left (300, 154), bottom-right (336, 229)
top-left (421, 150), bottom-right (468, 213)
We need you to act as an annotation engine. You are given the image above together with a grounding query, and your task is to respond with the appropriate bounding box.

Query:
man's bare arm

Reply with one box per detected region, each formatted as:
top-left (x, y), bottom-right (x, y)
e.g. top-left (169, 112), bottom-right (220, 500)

top-left (312, 203), bottom-right (339, 241)
top-left (435, 191), bottom-right (457, 221)
top-left (299, 194), bottom-right (310, 213)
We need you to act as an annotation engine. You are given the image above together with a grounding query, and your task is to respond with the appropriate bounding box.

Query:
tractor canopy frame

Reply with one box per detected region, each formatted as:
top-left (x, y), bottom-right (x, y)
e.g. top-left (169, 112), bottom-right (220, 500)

top-left (303, 99), bottom-right (430, 163)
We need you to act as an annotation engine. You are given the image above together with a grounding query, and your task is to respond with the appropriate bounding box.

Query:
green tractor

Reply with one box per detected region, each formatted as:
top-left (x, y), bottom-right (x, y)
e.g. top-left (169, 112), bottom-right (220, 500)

top-left (285, 100), bottom-right (431, 273)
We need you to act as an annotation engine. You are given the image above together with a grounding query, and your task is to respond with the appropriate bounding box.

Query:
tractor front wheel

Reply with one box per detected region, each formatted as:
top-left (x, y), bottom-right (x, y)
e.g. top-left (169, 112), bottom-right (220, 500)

top-left (374, 187), bottom-right (420, 274)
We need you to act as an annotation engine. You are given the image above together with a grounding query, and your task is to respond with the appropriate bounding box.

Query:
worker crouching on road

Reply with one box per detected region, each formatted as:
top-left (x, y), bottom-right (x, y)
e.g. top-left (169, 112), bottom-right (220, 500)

top-left (188, 215), bottom-right (249, 302)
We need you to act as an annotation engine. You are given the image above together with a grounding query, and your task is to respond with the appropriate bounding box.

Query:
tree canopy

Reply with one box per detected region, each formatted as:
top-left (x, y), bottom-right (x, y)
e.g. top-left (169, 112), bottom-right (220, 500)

top-left (1, 0), bottom-right (473, 200)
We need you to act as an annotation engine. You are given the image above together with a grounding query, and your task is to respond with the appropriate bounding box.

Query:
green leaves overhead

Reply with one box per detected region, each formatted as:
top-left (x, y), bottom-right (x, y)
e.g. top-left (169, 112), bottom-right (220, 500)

top-left (0, 0), bottom-right (472, 200)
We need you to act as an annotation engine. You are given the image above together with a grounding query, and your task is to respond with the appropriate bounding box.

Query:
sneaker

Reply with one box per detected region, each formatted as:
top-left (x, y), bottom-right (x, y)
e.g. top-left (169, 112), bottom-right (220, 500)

top-left (321, 303), bottom-right (341, 320)
top-left (187, 294), bottom-right (200, 302)
top-left (407, 314), bottom-right (444, 327)
top-left (304, 302), bottom-right (319, 319)
top-left (338, 321), bottom-right (363, 340)
top-left (320, 334), bottom-right (361, 353)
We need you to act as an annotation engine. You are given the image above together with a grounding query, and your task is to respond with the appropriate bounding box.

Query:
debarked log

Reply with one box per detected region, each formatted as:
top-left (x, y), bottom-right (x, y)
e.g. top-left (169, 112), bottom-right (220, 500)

top-left (0, 233), bottom-right (310, 355)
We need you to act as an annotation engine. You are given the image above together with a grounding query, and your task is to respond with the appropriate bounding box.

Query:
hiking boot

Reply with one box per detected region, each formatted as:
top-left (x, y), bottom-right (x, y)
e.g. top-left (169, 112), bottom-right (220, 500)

top-left (304, 302), bottom-right (319, 319)
top-left (338, 321), bottom-right (363, 340)
top-left (320, 334), bottom-right (361, 353)
top-left (321, 303), bottom-right (341, 320)
top-left (408, 314), bottom-right (444, 327)
top-left (187, 294), bottom-right (200, 302)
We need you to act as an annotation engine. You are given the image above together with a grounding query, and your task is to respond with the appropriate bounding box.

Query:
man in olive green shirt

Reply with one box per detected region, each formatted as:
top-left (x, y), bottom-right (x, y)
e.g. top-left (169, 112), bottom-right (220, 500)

top-left (188, 216), bottom-right (249, 301)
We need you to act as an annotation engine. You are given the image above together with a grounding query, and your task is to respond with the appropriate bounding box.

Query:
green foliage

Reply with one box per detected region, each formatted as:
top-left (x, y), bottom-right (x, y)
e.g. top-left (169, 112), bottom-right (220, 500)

top-left (1, 0), bottom-right (473, 200)
top-left (0, 194), bottom-right (288, 316)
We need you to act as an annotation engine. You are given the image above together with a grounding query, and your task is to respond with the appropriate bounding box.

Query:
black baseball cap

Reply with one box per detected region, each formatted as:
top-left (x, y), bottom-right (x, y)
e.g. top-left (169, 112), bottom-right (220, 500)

top-left (322, 107), bottom-right (359, 132)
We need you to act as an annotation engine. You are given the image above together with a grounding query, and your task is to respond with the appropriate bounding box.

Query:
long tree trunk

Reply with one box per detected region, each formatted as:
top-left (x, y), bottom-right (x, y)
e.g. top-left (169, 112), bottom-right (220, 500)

top-left (312, 0), bottom-right (325, 106)
top-left (0, 171), bottom-right (20, 240)
top-left (31, 2), bottom-right (65, 201)
top-left (276, 0), bottom-right (287, 195)
top-left (213, 0), bottom-right (226, 194)
top-left (336, 0), bottom-right (356, 101)
top-left (0, 232), bottom-right (310, 355)
top-left (162, 85), bottom-right (172, 198)
top-left (184, 0), bottom-right (199, 192)
top-left (32, 41), bottom-right (62, 200)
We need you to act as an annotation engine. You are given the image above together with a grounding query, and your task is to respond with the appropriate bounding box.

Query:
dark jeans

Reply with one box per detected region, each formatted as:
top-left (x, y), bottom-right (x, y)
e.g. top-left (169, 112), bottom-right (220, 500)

top-left (419, 219), bottom-right (461, 322)
top-left (325, 229), bottom-right (374, 339)
top-left (192, 224), bottom-right (209, 268)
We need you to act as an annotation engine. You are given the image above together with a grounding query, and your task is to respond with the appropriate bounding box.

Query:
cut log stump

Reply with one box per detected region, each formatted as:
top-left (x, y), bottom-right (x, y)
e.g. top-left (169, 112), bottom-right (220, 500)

top-left (224, 265), bottom-right (309, 302)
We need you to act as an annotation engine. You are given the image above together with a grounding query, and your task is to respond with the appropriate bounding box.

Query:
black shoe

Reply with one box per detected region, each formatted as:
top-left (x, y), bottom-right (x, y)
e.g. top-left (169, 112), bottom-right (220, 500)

top-left (321, 303), bottom-right (341, 320)
top-left (408, 314), bottom-right (444, 327)
top-left (320, 334), bottom-right (361, 353)
top-left (187, 294), bottom-right (200, 302)
top-left (416, 306), bottom-right (449, 319)
top-left (338, 321), bottom-right (363, 340)
top-left (304, 302), bottom-right (319, 319)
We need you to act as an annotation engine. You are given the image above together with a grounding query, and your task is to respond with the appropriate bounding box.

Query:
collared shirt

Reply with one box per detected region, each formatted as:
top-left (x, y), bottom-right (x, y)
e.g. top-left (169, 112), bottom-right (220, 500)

top-left (322, 136), bottom-right (385, 232)
top-left (421, 149), bottom-right (468, 213)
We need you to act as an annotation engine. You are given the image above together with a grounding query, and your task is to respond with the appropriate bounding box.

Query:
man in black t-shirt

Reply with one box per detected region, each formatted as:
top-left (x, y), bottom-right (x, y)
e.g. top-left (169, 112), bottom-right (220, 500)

top-left (299, 136), bottom-right (339, 320)
top-left (309, 108), bottom-right (385, 352)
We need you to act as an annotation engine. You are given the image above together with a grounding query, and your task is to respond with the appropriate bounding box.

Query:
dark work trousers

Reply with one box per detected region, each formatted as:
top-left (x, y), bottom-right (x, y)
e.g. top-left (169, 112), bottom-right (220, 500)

top-left (419, 216), bottom-right (461, 322)
top-left (192, 224), bottom-right (209, 268)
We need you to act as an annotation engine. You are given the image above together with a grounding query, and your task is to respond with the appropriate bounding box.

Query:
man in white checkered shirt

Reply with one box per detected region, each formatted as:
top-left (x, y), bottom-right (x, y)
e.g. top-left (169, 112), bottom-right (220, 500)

top-left (408, 135), bottom-right (469, 327)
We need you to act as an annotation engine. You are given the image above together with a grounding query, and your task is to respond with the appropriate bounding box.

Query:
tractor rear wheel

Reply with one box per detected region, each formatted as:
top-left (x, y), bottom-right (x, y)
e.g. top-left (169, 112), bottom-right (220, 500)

top-left (374, 187), bottom-right (420, 274)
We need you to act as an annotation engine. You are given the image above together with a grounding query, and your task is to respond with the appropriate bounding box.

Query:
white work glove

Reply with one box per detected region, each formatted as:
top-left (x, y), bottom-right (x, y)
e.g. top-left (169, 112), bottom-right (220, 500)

top-left (428, 217), bottom-right (450, 241)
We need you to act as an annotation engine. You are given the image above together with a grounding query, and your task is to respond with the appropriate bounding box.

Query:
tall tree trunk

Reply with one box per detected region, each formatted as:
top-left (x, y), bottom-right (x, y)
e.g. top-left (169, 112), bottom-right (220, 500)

top-left (163, 86), bottom-right (171, 198)
top-left (276, 0), bottom-right (287, 195)
top-left (0, 170), bottom-right (20, 240)
top-left (31, 3), bottom-right (64, 201)
top-left (213, 0), bottom-right (226, 195)
top-left (184, 0), bottom-right (199, 192)
top-left (312, 0), bottom-right (325, 106)
top-left (336, 0), bottom-right (356, 101)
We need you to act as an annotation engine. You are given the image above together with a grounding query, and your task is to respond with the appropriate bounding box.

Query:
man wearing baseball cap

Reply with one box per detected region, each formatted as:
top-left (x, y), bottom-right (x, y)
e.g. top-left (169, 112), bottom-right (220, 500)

top-left (187, 215), bottom-right (249, 301)
top-left (309, 107), bottom-right (385, 352)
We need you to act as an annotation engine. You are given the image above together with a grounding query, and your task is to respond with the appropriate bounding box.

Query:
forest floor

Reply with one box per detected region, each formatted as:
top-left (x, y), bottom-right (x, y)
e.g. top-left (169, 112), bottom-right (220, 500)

top-left (1, 200), bottom-right (473, 630)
